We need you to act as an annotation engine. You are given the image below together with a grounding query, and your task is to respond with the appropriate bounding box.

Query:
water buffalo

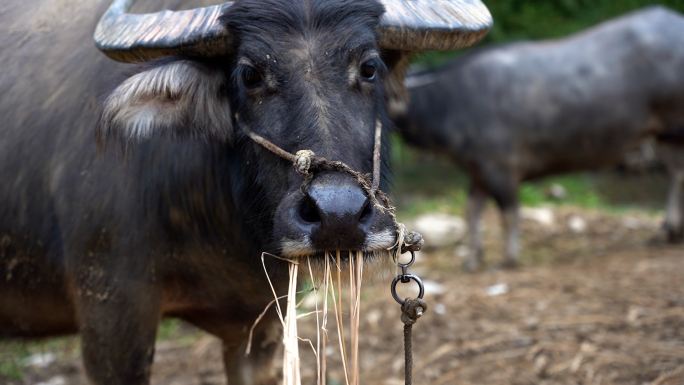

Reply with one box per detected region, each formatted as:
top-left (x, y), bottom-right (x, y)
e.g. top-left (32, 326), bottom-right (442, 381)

top-left (0, 0), bottom-right (491, 383)
top-left (394, 6), bottom-right (684, 270)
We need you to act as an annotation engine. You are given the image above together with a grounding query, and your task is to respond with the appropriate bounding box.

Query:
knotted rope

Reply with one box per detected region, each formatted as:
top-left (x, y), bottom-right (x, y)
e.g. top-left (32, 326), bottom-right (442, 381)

top-left (235, 114), bottom-right (422, 253)
top-left (400, 297), bottom-right (427, 385)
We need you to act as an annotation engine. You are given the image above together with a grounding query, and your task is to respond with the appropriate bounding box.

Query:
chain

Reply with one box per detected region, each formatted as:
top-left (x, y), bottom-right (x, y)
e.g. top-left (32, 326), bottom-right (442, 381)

top-left (391, 249), bottom-right (428, 385)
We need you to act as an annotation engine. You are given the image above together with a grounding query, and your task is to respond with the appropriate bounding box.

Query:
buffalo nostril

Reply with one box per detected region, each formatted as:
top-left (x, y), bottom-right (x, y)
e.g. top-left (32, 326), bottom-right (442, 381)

top-left (295, 174), bottom-right (374, 250)
top-left (358, 199), bottom-right (373, 225)
top-left (298, 195), bottom-right (321, 224)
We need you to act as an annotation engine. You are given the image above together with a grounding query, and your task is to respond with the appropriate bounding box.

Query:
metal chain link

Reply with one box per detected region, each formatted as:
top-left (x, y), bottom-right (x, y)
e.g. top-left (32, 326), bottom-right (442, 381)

top-left (391, 249), bottom-right (427, 385)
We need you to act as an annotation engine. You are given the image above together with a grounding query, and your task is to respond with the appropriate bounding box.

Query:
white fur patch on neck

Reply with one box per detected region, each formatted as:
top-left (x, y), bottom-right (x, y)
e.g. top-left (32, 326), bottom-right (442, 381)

top-left (99, 60), bottom-right (232, 143)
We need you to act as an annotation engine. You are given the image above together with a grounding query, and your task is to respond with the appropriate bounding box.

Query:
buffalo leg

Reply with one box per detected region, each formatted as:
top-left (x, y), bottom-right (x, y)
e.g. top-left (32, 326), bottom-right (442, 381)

top-left (78, 282), bottom-right (161, 385)
top-left (465, 183), bottom-right (487, 271)
top-left (500, 202), bottom-right (520, 268)
top-left (182, 308), bottom-right (281, 385)
top-left (222, 316), bottom-right (281, 385)
top-left (658, 141), bottom-right (684, 242)
top-left (487, 174), bottom-right (520, 268)
top-left (664, 171), bottom-right (684, 241)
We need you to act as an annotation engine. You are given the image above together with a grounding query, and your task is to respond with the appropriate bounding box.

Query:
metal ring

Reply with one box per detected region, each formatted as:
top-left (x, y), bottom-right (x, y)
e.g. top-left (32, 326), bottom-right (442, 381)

top-left (392, 249), bottom-right (416, 268)
top-left (390, 274), bottom-right (425, 305)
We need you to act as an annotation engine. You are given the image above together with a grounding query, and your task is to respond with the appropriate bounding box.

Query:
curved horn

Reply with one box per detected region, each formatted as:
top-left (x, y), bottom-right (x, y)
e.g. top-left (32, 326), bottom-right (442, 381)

top-left (378, 0), bottom-right (493, 51)
top-left (95, 0), bottom-right (492, 63)
top-left (94, 0), bottom-right (234, 62)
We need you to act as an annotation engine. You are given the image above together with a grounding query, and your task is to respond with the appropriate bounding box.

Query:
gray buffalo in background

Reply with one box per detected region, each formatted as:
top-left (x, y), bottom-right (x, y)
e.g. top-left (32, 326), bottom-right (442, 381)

top-left (394, 6), bottom-right (684, 269)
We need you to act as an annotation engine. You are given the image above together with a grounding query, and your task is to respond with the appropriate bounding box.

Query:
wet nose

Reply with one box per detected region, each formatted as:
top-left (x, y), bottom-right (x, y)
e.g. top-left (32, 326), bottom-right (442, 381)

top-left (294, 174), bottom-right (374, 250)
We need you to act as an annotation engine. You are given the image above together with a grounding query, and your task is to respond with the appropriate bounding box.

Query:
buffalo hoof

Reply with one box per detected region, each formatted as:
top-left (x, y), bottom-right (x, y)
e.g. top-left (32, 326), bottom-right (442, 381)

top-left (654, 223), bottom-right (684, 244)
top-left (666, 229), bottom-right (684, 244)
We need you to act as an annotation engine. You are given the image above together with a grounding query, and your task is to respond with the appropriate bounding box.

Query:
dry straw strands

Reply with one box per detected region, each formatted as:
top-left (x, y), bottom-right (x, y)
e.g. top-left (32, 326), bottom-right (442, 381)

top-left (256, 251), bottom-right (365, 385)
top-left (258, 253), bottom-right (302, 385)
top-left (283, 261), bottom-right (301, 385)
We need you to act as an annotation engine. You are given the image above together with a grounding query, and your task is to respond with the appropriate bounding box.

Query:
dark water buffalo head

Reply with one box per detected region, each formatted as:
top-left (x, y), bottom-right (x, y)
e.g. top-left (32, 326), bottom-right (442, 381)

top-left (220, 0), bottom-right (394, 258)
top-left (95, 0), bottom-right (491, 263)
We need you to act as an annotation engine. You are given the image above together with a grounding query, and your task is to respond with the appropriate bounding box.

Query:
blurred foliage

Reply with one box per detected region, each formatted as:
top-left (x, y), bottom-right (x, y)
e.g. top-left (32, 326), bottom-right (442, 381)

top-left (156, 319), bottom-right (204, 347)
top-left (0, 336), bottom-right (80, 382)
top-left (485, 0), bottom-right (684, 41)
top-left (519, 174), bottom-right (606, 208)
top-left (414, 0), bottom-right (684, 67)
top-left (157, 318), bottom-right (181, 341)
top-left (0, 359), bottom-right (24, 380)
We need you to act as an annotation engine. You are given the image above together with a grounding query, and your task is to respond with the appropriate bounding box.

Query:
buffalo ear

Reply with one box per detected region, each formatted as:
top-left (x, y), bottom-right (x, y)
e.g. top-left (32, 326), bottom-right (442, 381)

top-left (97, 59), bottom-right (232, 149)
top-left (381, 50), bottom-right (414, 119)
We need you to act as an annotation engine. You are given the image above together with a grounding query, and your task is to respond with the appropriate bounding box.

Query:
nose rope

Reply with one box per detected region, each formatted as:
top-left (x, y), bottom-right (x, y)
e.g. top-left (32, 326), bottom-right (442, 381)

top-left (234, 114), bottom-right (423, 253)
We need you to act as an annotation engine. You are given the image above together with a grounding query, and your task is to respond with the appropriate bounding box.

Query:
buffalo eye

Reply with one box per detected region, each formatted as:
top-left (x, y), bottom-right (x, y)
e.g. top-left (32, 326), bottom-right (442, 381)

top-left (242, 66), bottom-right (262, 87)
top-left (360, 61), bottom-right (377, 80)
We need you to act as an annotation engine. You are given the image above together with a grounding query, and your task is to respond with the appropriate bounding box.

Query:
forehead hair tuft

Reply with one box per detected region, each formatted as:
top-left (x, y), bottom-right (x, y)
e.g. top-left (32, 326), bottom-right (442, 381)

top-left (219, 0), bottom-right (385, 41)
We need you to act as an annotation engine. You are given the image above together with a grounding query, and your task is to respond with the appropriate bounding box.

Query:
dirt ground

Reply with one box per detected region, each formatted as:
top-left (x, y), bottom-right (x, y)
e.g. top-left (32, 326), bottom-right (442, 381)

top-left (3, 206), bottom-right (683, 385)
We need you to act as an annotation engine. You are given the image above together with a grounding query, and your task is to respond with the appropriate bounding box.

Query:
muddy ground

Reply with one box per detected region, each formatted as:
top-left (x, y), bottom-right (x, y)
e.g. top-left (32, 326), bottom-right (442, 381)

top-left (2, 206), bottom-right (683, 385)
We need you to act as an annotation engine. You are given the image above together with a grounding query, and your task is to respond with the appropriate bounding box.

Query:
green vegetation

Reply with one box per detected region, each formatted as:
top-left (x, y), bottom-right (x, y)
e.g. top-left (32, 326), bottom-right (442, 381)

top-left (415, 0), bottom-right (684, 68)
top-left (0, 337), bottom-right (80, 382)
top-left (0, 357), bottom-right (24, 381)
top-left (519, 175), bottom-right (605, 208)
top-left (156, 319), bottom-right (205, 347)
top-left (485, 0), bottom-right (684, 42)
top-left (157, 318), bottom-right (182, 341)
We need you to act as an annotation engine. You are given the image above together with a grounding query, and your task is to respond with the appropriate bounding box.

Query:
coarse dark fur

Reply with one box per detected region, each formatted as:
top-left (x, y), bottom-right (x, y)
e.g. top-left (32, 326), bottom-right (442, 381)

top-left (395, 6), bottom-right (684, 270)
top-left (0, 0), bottom-right (413, 383)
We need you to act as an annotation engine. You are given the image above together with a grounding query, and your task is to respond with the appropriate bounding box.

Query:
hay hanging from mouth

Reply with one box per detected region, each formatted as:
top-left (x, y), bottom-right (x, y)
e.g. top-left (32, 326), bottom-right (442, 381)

top-left (254, 250), bottom-right (365, 385)
top-left (284, 260), bottom-right (302, 385)
top-left (252, 253), bottom-right (301, 385)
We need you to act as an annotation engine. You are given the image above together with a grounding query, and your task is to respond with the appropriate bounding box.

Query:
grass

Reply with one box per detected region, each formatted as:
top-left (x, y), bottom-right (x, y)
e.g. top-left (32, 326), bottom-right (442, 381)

top-left (519, 174), bottom-right (606, 208)
top-left (0, 354), bottom-right (25, 381)
top-left (0, 336), bottom-right (80, 382)
top-left (157, 318), bottom-right (182, 341)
